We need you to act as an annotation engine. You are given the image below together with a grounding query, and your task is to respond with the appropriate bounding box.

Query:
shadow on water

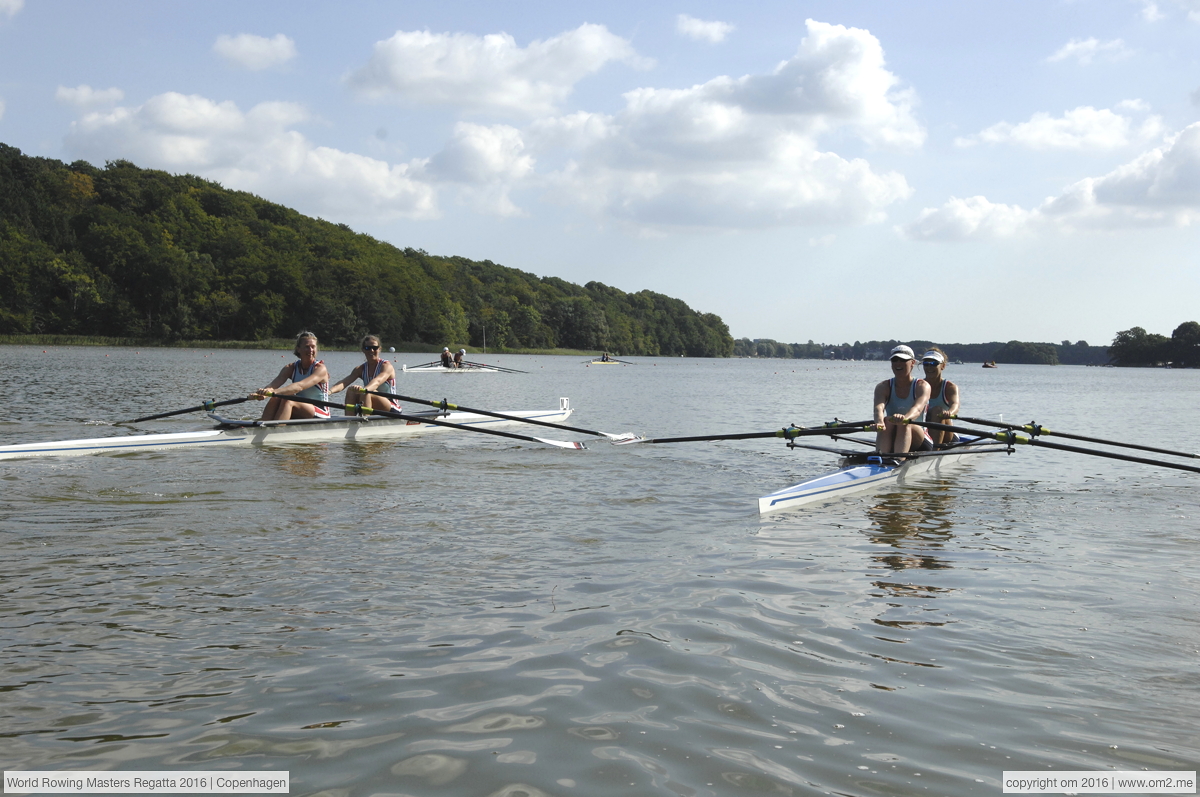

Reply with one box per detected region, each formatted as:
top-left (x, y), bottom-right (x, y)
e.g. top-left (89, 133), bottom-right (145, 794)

top-left (864, 484), bottom-right (957, 574)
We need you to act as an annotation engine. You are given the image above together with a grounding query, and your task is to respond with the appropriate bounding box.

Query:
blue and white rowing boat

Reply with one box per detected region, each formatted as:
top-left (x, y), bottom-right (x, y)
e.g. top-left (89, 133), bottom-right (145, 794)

top-left (0, 399), bottom-right (574, 461)
top-left (758, 436), bottom-right (1002, 514)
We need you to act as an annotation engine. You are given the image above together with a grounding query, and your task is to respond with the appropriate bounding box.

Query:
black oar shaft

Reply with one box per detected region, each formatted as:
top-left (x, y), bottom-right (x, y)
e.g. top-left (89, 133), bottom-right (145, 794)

top-left (127, 397), bottom-right (249, 424)
top-left (360, 389), bottom-right (605, 437)
top-left (644, 422), bottom-right (873, 445)
top-left (915, 420), bottom-right (1200, 474)
top-left (270, 393), bottom-right (576, 447)
top-left (954, 416), bottom-right (1198, 460)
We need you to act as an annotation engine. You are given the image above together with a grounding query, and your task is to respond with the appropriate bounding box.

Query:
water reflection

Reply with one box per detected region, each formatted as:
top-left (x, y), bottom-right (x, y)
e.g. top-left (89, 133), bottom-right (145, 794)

top-left (864, 485), bottom-right (957, 573)
top-left (257, 445), bottom-right (326, 478)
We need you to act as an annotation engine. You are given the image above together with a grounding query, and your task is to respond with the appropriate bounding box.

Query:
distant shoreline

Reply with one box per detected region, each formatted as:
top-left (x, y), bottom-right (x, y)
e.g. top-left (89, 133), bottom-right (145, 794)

top-left (0, 334), bottom-right (600, 356)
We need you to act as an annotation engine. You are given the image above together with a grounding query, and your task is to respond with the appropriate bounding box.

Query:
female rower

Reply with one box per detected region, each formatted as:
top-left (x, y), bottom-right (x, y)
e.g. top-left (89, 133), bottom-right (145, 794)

top-left (251, 331), bottom-right (330, 420)
top-left (454, 348), bottom-right (466, 368)
top-left (872, 344), bottom-right (932, 454)
top-left (921, 347), bottom-right (961, 448)
top-left (330, 335), bottom-right (402, 415)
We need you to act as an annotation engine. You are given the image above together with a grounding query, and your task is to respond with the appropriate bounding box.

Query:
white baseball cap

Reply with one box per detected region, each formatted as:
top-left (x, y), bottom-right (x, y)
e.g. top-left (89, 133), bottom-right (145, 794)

top-left (890, 345), bottom-right (915, 360)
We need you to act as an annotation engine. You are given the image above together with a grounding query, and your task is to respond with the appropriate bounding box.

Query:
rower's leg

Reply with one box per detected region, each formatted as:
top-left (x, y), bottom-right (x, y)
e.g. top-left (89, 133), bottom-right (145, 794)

top-left (260, 397), bottom-right (282, 421)
top-left (345, 386), bottom-right (364, 415)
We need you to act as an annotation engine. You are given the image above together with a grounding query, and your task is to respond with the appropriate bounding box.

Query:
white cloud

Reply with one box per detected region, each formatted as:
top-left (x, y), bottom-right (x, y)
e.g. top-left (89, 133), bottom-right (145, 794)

top-left (346, 24), bottom-right (647, 116)
top-left (0, 0), bottom-right (22, 19)
top-left (676, 14), bottom-right (735, 43)
top-left (213, 33), bottom-right (297, 71)
top-left (899, 196), bottom-right (1037, 241)
top-left (903, 122), bottom-right (1200, 239)
top-left (1046, 37), bottom-right (1131, 64)
top-left (1170, 0), bottom-right (1200, 21)
top-left (536, 19), bottom-right (920, 231)
top-left (64, 92), bottom-right (436, 221)
top-left (423, 122), bottom-right (535, 216)
top-left (956, 106), bottom-right (1164, 151)
top-left (55, 84), bottom-right (124, 109)
top-left (1139, 1), bottom-right (1165, 21)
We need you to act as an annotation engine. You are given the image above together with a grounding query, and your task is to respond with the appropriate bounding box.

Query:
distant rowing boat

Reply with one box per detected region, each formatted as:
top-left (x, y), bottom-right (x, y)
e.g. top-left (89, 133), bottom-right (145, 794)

top-left (758, 436), bottom-right (1001, 514)
top-left (0, 400), bottom-right (573, 461)
top-left (402, 360), bottom-right (526, 374)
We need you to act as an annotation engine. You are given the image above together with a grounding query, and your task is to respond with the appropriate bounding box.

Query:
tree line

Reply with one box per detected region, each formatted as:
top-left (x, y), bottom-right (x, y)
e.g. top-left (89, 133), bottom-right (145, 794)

top-left (1108, 323), bottom-right (1200, 367)
top-left (0, 144), bottom-right (733, 356)
top-left (732, 338), bottom-right (1111, 365)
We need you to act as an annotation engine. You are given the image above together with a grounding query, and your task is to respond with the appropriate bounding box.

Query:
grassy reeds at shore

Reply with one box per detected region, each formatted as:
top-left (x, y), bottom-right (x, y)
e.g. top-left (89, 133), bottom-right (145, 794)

top-left (0, 334), bottom-right (602, 357)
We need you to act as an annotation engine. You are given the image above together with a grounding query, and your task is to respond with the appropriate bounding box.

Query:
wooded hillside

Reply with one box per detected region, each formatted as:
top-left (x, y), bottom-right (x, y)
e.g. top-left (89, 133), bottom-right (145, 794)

top-left (0, 144), bottom-right (733, 356)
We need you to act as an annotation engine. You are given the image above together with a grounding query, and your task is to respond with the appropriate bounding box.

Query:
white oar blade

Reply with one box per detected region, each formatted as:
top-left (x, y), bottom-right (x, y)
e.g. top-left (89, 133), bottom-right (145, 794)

top-left (537, 438), bottom-right (587, 450)
top-left (610, 434), bottom-right (648, 445)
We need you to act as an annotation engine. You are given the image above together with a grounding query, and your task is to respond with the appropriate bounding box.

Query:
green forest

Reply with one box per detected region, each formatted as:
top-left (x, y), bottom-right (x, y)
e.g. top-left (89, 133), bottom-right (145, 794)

top-left (0, 144), bottom-right (734, 356)
top-left (733, 337), bottom-right (1112, 365)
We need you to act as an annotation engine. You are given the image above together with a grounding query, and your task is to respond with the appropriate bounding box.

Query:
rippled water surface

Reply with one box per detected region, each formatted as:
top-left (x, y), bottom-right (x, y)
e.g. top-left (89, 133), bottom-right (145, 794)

top-left (2, 346), bottom-right (1198, 796)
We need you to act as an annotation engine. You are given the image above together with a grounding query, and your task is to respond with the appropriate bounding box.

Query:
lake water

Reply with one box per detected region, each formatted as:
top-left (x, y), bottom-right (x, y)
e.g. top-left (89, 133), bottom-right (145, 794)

top-left (2, 345), bottom-right (1198, 797)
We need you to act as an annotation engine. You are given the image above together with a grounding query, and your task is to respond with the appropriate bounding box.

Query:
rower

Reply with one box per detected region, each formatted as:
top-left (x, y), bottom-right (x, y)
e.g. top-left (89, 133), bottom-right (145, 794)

top-left (330, 335), bottom-right (402, 415)
top-left (921, 347), bottom-right (961, 448)
top-left (454, 348), bottom-right (465, 368)
top-left (872, 344), bottom-right (932, 454)
top-left (251, 331), bottom-right (330, 420)
top-left (440, 347), bottom-right (454, 368)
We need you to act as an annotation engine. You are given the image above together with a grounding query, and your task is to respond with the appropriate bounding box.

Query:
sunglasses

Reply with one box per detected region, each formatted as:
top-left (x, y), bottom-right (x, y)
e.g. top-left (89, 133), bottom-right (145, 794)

top-left (363, 345), bottom-right (380, 351)
top-left (921, 360), bottom-right (941, 366)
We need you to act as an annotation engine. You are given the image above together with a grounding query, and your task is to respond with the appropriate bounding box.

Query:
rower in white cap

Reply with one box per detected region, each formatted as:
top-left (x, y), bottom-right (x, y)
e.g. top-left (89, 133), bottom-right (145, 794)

top-left (920, 347), bottom-right (961, 448)
top-left (872, 344), bottom-right (932, 454)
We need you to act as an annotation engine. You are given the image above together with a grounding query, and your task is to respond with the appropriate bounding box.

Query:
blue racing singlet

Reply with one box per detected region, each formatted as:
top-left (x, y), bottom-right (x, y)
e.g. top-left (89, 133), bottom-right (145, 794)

top-left (927, 380), bottom-right (952, 417)
top-left (363, 360), bottom-right (400, 409)
top-left (291, 360), bottom-right (329, 416)
top-left (884, 378), bottom-right (926, 419)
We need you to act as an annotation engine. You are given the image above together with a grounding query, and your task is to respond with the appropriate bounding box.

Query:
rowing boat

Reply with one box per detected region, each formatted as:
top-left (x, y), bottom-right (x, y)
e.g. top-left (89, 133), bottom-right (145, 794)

top-left (758, 436), bottom-right (1002, 514)
top-left (402, 362), bottom-right (499, 373)
top-left (0, 399), bottom-right (573, 461)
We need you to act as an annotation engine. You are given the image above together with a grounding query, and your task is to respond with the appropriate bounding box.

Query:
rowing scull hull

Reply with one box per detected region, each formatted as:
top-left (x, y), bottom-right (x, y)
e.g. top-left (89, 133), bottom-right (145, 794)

top-left (0, 405), bottom-right (573, 461)
top-left (758, 439), bottom-right (988, 515)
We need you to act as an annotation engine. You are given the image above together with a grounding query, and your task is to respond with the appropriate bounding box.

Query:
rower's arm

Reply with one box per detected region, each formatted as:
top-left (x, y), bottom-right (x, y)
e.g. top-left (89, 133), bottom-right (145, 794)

top-left (255, 364), bottom-right (294, 397)
top-left (872, 380), bottom-right (890, 424)
top-left (905, 379), bottom-right (932, 421)
top-left (328, 365), bottom-right (363, 395)
top-left (943, 381), bottom-right (961, 417)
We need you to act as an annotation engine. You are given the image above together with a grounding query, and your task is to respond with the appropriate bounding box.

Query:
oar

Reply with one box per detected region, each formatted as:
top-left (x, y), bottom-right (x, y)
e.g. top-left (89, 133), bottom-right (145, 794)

top-left (124, 398), bottom-right (250, 424)
top-left (261, 392), bottom-right (585, 449)
top-left (461, 360), bottom-right (528, 373)
top-left (953, 416), bottom-right (1199, 460)
top-left (358, 389), bottom-right (637, 442)
top-left (911, 420), bottom-right (1200, 474)
top-left (615, 421), bottom-right (875, 446)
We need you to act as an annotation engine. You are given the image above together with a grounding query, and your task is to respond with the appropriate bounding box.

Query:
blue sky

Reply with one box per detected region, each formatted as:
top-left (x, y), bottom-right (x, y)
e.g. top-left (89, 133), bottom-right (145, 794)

top-left (2, 0), bottom-right (1198, 346)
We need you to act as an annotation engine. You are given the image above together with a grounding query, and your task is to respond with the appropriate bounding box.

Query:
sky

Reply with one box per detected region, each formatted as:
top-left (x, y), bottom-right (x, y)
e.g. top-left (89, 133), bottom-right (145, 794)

top-left (1, 0), bottom-right (1198, 346)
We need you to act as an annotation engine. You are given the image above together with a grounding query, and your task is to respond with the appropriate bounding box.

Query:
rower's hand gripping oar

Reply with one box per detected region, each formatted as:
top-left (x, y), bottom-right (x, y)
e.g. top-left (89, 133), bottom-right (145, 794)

top-left (356, 388), bottom-right (639, 443)
top-left (951, 416), bottom-right (1200, 461)
top-left (123, 397), bottom-right (251, 424)
top-left (261, 392), bottom-right (586, 450)
top-left (910, 419), bottom-right (1200, 474)
top-left (614, 420), bottom-right (875, 446)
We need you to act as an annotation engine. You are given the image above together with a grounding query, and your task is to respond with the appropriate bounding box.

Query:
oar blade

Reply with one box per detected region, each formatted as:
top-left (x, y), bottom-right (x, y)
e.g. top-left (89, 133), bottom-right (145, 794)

top-left (536, 437), bottom-right (587, 450)
top-left (608, 433), bottom-right (648, 445)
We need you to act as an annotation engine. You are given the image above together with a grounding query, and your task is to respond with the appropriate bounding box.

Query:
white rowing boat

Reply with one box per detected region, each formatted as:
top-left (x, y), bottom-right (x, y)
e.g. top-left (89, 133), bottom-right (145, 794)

top-left (0, 399), bottom-right (573, 461)
top-left (402, 363), bottom-right (499, 374)
top-left (758, 436), bottom-right (1002, 514)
